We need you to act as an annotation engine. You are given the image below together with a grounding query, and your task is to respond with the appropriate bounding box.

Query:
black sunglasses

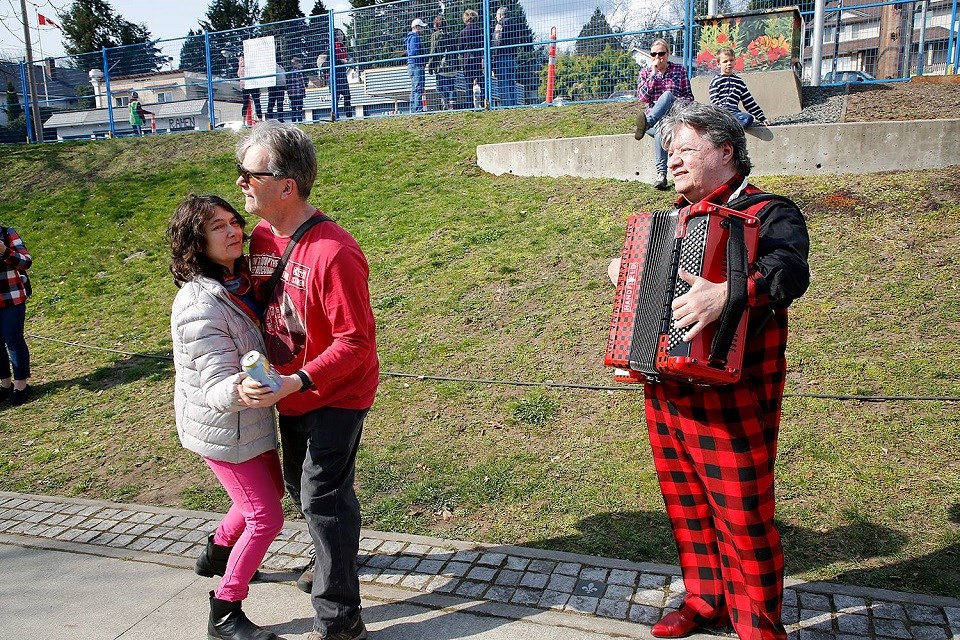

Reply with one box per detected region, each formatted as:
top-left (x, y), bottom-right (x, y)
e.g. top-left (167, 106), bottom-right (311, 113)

top-left (651, 51), bottom-right (668, 57)
top-left (236, 162), bottom-right (278, 183)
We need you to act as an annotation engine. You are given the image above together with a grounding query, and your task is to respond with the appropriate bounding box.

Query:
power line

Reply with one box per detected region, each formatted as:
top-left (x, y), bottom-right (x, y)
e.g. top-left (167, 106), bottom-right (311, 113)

top-left (24, 332), bottom-right (960, 403)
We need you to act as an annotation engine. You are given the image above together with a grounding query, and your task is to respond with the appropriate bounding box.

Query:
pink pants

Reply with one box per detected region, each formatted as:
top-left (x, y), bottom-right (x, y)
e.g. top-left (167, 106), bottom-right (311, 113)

top-left (204, 450), bottom-right (285, 602)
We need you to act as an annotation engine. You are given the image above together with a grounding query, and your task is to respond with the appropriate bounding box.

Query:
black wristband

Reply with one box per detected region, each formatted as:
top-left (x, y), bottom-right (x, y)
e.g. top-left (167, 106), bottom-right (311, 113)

top-left (295, 370), bottom-right (312, 392)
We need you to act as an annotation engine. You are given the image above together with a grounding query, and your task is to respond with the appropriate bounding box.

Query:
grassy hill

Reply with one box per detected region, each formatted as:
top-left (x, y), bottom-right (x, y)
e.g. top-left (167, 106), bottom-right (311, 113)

top-left (1, 100), bottom-right (958, 598)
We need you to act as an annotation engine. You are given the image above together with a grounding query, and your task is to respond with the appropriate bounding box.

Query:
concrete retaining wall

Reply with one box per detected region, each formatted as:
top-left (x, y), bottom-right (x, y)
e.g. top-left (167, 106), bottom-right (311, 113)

top-left (476, 119), bottom-right (960, 183)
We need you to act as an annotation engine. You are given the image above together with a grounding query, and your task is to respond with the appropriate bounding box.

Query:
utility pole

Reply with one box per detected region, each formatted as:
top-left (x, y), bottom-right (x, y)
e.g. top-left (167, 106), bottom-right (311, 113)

top-left (19, 0), bottom-right (44, 142)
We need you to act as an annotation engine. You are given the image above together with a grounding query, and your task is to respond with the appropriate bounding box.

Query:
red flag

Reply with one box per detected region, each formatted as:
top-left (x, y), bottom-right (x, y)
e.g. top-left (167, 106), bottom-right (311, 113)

top-left (38, 14), bottom-right (63, 31)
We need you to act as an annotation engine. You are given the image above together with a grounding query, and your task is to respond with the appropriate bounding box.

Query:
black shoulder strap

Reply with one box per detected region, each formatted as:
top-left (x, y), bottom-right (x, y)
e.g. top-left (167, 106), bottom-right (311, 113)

top-left (264, 214), bottom-right (331, 298)
top-left (726, 192), bottom-right (799, 214)
top-left (709, 216), bottom-right (747, 366)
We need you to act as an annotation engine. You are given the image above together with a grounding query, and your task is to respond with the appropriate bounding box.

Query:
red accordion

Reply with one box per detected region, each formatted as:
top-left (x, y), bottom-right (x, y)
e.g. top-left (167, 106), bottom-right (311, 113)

top-left (604, 200), bottom-right (761, 385)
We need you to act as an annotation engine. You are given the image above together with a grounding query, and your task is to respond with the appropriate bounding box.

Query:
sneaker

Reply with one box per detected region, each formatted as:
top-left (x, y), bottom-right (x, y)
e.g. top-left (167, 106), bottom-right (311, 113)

top-left (296, 556), bottom-right (315, 593)
top-left (0, 385), bottom-right (12, 403)
top-left (307, 616), bottom-right (367, 640)
top-left (654, 173), bottom-right (669, 191)
top-left (8, 385), bottom-right (31, 406)
top-left (634, 112), bottom-right (649, 140)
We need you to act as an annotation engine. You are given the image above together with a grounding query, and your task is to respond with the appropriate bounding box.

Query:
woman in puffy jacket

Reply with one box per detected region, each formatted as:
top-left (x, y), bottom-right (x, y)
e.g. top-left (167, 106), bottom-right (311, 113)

top-left (168, 194), bottom-right (282, 640)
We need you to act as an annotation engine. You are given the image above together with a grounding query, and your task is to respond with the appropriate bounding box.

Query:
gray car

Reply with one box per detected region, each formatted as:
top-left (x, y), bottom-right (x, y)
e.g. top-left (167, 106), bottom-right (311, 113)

top-left (822, 70), bottom-right (877, 83)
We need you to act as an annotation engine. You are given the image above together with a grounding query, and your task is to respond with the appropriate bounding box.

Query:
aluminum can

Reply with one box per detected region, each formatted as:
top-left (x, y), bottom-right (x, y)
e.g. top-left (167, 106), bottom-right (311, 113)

top-left (240, 350), bottom-right (281, 392)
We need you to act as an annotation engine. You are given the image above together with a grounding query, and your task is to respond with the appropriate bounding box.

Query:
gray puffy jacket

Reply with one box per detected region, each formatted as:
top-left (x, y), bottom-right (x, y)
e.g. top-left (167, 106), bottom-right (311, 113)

top-left (171, 276), bottom-right (276, 463)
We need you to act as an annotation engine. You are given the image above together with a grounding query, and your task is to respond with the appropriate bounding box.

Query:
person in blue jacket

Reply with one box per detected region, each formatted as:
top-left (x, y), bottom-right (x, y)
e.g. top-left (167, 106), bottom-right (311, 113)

top-left (405, 18), bottom-right (428, 113)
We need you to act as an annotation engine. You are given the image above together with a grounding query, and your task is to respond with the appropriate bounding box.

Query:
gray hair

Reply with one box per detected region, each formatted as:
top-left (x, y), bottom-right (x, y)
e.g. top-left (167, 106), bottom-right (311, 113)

top-left (236, 120), bottom-right (317, 199)
top-left (659, 102), bottom-right (751, 177)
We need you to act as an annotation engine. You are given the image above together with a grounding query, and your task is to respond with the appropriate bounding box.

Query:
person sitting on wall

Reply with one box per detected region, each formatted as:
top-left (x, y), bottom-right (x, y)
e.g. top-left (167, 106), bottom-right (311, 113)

top-left (708, 47), bottom-right (771, 128)
top-left (634, 39), bottom-right (693, 191)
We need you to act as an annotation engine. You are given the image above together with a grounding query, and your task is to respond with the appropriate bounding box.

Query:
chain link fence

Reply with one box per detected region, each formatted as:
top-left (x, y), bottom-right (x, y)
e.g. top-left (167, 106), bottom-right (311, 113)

top-left (2, 0), bottom-right (957, 143)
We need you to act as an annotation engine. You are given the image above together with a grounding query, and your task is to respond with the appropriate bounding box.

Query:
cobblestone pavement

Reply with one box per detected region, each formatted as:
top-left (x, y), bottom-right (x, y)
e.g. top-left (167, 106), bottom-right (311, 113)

top-left (2, 491), bottom-right (958, 640)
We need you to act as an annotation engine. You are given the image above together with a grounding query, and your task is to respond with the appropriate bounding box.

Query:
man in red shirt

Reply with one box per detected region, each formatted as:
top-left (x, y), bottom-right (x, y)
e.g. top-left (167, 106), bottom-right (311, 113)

top-left (237, 120), bottom-right (377, 640)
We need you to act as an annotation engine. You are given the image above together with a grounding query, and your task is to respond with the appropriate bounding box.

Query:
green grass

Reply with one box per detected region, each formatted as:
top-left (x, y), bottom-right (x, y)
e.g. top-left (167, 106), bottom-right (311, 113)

top-left (0, 100), bottom-right (958, 598)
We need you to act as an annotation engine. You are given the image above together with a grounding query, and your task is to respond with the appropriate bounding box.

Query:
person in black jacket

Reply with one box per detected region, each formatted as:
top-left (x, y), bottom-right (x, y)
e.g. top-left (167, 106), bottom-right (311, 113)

top-left (427, 14), bottom-right (457, 110)
top-left (458, 9), bottom-right (483, 109)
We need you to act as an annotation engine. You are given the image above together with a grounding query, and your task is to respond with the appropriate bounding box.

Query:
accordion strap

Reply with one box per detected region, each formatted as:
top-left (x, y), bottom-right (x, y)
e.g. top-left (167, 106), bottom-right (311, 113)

top-left (709, 217), bottom-right (747, 366)
top-left (707, 192), bottom-right (796, 366)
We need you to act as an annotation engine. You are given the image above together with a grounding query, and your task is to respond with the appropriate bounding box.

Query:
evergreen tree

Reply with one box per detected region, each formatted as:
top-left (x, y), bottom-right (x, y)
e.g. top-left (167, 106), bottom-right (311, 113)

top-left (347, 0), bottom-right (443, 66)
top-left (199, 0), bottom-right (262, 76)
top-left (58, 0), bottom-right (167, 74)
top-left (542, 47), bottom-right (639, 101)
top-left (178, 29), bottom-right (209, 73)
top-left (261, 0), bottom-right (306, 64)
top-left (5, 81), bottom-right (22, 121)
top-left (495, 0), bottom-right (541, 95)
top-left (575, 8), bottom-right (624, 56)
top-left (262, 0), bottom-right (304, 24)
top-left (200, 0), bottom-right (261, 31)
top-left (309, 1), bottom-right (328, 14)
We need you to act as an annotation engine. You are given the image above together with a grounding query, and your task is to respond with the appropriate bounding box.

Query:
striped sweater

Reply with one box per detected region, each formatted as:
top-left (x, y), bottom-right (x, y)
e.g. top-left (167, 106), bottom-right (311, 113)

top-left (708, 74), bottom-right (767, 121)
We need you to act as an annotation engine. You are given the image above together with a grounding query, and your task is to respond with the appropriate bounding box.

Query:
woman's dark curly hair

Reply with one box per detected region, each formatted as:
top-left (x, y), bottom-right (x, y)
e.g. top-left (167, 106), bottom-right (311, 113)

top-left (167, 194), bottom-right (247, 287)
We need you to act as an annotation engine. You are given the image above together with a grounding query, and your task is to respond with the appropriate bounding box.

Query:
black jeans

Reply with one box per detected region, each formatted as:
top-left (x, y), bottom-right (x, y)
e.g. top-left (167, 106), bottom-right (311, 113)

top-left (279, 407), bottom-right (366, 633)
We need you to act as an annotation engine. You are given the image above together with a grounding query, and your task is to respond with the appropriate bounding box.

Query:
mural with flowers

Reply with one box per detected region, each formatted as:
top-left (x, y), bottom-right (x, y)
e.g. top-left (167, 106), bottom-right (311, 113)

top-left (696, 7), bottom-right (802, 75)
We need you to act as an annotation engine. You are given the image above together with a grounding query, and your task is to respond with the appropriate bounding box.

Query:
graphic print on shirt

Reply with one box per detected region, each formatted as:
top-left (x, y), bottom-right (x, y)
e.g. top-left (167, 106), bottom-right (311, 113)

top-left (249, 254), bottom-right (310, 366)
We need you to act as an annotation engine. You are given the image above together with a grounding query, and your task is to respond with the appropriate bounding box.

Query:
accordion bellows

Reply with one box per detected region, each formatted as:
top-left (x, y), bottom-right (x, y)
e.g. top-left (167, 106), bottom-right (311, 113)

top-left (604, 201), bottom-right (760, 385)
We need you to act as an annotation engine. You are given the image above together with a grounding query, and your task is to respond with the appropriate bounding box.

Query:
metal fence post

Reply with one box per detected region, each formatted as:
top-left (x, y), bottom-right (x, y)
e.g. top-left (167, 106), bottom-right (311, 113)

top-left (102, 48), bottom-right (116, 138)
top-left (205, 32), bottom-right (217, 129)
top-left (19, 61), bottom-right (34, 143)
top-left (329, 10), bottom-right (338, 121)
top-left (951, 0), bottom-right (960, 71)
top-left (483, 0), bottom-right (492, 108)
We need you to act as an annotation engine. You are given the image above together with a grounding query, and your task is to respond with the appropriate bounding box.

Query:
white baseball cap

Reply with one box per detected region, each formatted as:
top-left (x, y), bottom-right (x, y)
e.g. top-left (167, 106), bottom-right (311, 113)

top-left (411, 18), bottom-right (427, 28)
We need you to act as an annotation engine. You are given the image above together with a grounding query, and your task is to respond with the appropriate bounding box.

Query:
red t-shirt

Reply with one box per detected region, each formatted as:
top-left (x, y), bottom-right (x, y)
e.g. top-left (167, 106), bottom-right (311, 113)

top-left (248, 212), bottom-right (379, 415)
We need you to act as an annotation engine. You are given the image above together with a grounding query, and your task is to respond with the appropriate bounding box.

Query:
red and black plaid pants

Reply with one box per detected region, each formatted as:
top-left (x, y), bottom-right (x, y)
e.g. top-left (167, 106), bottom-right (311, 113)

top-left (644, 314), bottom-right (789, 640)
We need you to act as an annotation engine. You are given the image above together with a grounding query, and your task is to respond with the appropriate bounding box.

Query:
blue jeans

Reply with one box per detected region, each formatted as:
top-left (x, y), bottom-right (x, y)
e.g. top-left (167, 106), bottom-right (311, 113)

top-left (409, 64), bottom-right (425, 113)
top-left (0, 303), bottom-right (29, 381)
top-left (280, 407), bottom-right (367, 634)
top-left (734, 111), bottom-right (756, 128)
top-left (436, 73), bottom-right (456, 109)
top-left (493, 55), bottom-right (518, 107)
top-left (644, 90), bottom-right (677, 174)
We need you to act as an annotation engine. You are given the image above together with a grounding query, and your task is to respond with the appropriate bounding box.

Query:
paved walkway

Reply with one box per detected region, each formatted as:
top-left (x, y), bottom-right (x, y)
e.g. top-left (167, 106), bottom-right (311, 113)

top-left (2, 491), bottom-right (958, 640)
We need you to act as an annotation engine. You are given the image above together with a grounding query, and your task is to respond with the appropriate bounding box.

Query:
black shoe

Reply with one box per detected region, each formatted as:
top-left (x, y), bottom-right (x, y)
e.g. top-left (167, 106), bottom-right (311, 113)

top-left (654, 173), bottom-right (670, 191)
top-left (296, 556), bottom-right (315, 593)
top-left (208, 592), bottom-right (278, 640)
top-left (197, 534), bottom-right (260, 581)
top-left (8, 385), bottom-right (31, 406)
top-left (307, 616), bottom-right (367, 640)
top-left (0, 385), bottom-right (12, 403)
top-left (634, 112), bottom-right (648, 140)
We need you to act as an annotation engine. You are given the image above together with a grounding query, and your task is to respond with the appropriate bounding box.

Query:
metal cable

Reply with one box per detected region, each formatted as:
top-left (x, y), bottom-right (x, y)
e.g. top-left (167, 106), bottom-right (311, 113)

top-left (25, 332), bottom-right (960, 402)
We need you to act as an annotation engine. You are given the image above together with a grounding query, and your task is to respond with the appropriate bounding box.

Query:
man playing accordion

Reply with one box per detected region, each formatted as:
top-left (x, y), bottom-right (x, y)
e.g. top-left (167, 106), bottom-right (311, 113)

top-left (642, 102), bottom-right (809, 640)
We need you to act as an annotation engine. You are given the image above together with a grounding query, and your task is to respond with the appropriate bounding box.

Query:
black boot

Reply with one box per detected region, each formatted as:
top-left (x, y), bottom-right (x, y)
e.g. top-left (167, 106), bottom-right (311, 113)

top-left (196, 534), bottom-right (262, 580)
top-left (208, 592), bottom-right (278, 640)
top-left (196, 535), bottom-right (232, 577)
